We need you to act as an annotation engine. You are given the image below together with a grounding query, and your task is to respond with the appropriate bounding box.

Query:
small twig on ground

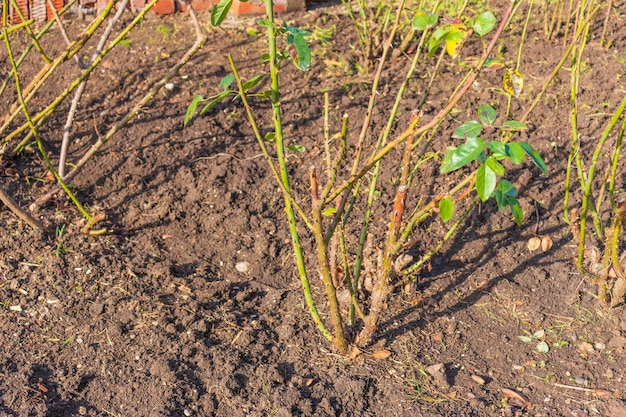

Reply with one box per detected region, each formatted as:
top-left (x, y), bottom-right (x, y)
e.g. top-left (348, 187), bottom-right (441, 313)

top-left (194, 153), bottom-right (265, 162)
top-left (0, 187), bottom-right (46, 231)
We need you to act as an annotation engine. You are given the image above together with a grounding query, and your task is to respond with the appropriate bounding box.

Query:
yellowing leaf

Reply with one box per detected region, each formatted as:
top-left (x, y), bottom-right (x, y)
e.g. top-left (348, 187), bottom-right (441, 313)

top-left (503, 68), bottom-right (524, 98)
top-left (483, 58), bottom-right (506, 72)
top-left (444, 27), bottom-right (468, 57)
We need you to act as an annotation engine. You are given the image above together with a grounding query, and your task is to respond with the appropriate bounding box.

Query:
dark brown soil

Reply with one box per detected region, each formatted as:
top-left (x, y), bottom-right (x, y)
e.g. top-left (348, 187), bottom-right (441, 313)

top-left (1, 2), bottom-right (626, 416)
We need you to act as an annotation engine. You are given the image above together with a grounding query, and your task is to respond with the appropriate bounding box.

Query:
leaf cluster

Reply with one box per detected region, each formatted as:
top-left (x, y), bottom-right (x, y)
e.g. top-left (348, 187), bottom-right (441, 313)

top-left (413, 10), bottom-right (496, 58)
top-left (439, 104), bottom-right (547, 225)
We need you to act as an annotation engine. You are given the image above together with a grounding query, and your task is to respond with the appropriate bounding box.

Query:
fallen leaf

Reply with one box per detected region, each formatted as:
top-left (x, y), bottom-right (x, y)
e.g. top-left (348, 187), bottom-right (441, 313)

top-left (431, 332), bottom-right (444, 342)
top-left (471, 374), bottom-right (486, 385)
top-left (541, 236), bottom-right (553, 252)
top-left (592, 389), bottom-right (611, 398)
top-left (536, 341), bottom-right (550, 353)
top-left (348, 346), bottom-right (362, 360)
top-left (527, 236), bottom-right (541, 252)
top-left (476, 280), bottom-right (489, 291)
top-left (577, 342), bottom-right (594, 355)
top-left (425, 363), bottom-right (448, 388)
top-left (501, 388), bottom-right (531, 408)
top-left (372, 349), bottom-right (391, 359)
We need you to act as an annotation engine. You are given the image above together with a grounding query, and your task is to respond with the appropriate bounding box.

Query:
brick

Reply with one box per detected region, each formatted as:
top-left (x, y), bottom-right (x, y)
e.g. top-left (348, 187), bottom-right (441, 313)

top-left (151, 0), bottom-right (176, 14)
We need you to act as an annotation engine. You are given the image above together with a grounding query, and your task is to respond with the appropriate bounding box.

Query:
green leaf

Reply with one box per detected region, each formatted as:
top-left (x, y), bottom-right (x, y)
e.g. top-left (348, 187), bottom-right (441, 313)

top-left (428, 23), bottom-right (458, 56)
top-left (184, 95), bottom-right (204, 127)
top-left (199, 90), bottom-right (236, 115)
top-left (242, 74), bottom-right (264, 91)
top-left (494, 190), bottom-right (507, 210)
top-left (438, 196), bottom-right (454, 222)
top-left (264, 131), bottom-right (275, 141)
top-left (520, 142), bottom-right (548, 174)
top-left (284, 25), bottom-right (310, 37)
top-left (412, 10), bottom-right (439, 31)
top-left (501, 120), bottom-right (526, 131)
top-left (219, 74), bottom-right (235, 90)
top-left (322, 207), bottom-right (337, 217)
top-left (287, 33), bottom-right (311, 71)
top-left (452, 120), bottom-right (482, 139)
top-left (286, 144), bottom-right (306, 153)
top-left (517, 335), bottom-right (532, 343)
top-left (487, 141), bottom-right (506, 156)
top-left (536, 341), bottom-right (550, 354)
top-left (505, 142), bottom-right (525, 164)
top-left (533, 329), bottom-right (545, 339)
top-left (257, 19), bottom-right (271, 27)
top-left (485, 156), bottom-right (505, 176)
top-left (211, 0), bottom-right (232, 27)
top-left (478, 104), bottom-right (497, 125)
top-left (476, 164), bottom-right (496, 202)
top-left (497, 179), bottom-right (517, 197)
top-left (473, 11), bottom-right (496, 37)
top-left (507, 196), bottom-right (524, 226)
top-left (441, 137), bottom-right (485, 173)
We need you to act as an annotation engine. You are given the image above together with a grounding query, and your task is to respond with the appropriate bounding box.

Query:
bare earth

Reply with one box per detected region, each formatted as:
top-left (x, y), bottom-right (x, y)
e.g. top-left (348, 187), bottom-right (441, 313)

top-left (1, 2), bottom-right (626, 416)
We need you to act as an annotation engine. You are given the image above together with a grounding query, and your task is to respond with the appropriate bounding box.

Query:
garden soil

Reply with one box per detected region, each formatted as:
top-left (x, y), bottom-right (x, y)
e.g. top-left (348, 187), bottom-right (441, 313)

top-left (1, 2), bottom-right (626, 416)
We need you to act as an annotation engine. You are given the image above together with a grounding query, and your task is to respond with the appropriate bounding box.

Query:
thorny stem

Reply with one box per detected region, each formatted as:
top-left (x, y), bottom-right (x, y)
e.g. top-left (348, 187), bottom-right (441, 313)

top-left (506, 0), bottom-right (533, 120)
top-left (403, 198), bottom-right (478, 277)
top-left (327, 0), bottom-right (519, 207)
top-left (356, 185), bottom-right (407, 346)
top-left (350, 0), bottom-right (406, 177)
top-left (0, 0), bottom-right (76, 98)
top-left (266, 0), bottom-right (338, 346)
top-left (577, 94), bottom-right (626, 271)
top-left (311, 167), bottom-right (348, 353)
top-left (227, 57), bottom-right (313, 231)
top-left (9, 0), bottom-right (51, 63)
top-left (519, 5), bottom-right (600, 124)
top-left (608, 115), bottom-right (626, 209)
top-left (29, 0), bottom-right (202, 211)
top-left (59, 0), bottom-right (131, 177)
top-left (1, 3), bottom-right (115, 144)
top-left (599, 0), bottom-right (613, 48)
top-left (46, 0), bottom-right (87, 68)
top-left (3, 1), bottom-right (91, 220)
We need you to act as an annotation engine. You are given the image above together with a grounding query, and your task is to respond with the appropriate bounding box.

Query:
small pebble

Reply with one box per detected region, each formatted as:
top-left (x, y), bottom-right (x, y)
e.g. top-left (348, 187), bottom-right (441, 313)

top-left (183, 409), bottom-right (192, 416)
top-left (78, 406), bottom-right (87, 415)
top-left (165, 83), bottom-right (175, 91)
top-left (574, 377), bottom-right (587, 385)
top-left (235, 261), bottom-right (250, 273)
top-left (9, 305), bottom-right (22, 312)
top-left (594, 342), bottom-right (606, 351)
